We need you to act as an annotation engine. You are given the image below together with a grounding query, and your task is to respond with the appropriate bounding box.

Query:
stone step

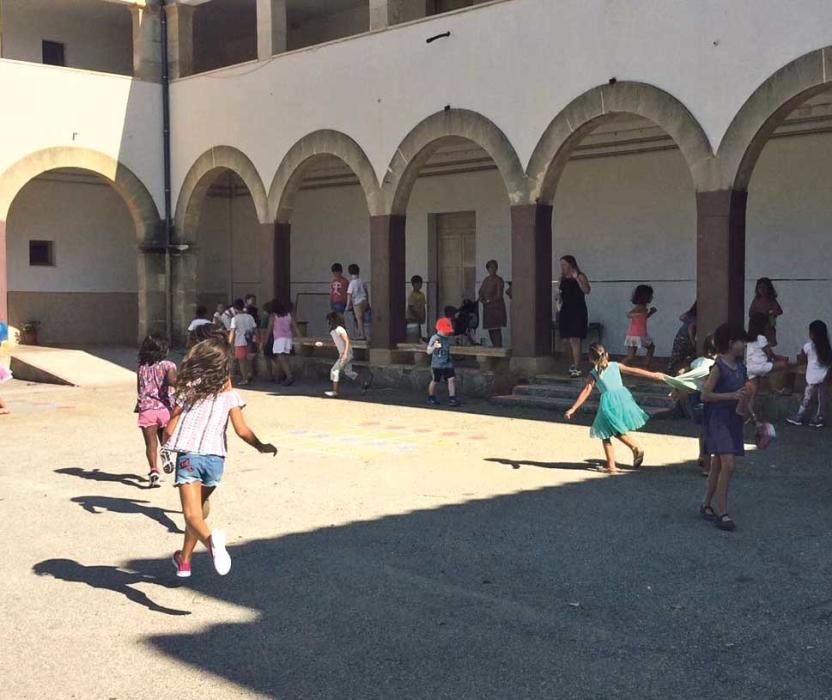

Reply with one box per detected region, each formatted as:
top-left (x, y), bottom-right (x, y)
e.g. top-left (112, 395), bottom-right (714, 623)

top-left (530, 373), bottom-right (671, 399)
top-left (513, 383), bottom-right (672, 408)
top-left (489, 393), bottom-right (676, 419)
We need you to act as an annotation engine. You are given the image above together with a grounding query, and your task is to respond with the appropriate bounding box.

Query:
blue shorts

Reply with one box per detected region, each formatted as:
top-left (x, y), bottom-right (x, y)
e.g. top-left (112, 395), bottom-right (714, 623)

top-left (331, 302), bottom-right (347, 313)
top-left (174, 452), bottom-right (225, 488)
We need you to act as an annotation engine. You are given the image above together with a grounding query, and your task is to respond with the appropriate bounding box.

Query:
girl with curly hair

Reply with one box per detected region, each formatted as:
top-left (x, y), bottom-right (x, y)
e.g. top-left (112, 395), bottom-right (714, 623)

top-left (163, 335), bottom-right (276, 578)
top-left (136, 335), bottom-right (177, 487)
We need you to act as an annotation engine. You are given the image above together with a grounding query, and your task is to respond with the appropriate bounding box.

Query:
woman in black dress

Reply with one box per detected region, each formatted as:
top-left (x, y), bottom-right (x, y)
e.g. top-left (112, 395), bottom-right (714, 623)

top-left (558, 255), bottom-right (591, 377)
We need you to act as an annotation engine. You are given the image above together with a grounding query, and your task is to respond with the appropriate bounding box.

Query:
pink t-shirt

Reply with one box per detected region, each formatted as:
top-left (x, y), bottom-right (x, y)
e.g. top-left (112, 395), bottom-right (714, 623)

top-left (627, 311), bottom-right (649, 337)
top-left (272, 313), bottom-right (294, 340)
top-left (330, 276), bottom-right (348, 305)
top-left (137, 360), bottom-right (176, 412)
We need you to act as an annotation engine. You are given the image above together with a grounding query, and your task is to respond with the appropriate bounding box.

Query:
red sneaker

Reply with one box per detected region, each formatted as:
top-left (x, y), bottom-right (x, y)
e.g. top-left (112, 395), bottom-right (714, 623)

top-left (172, 550), bottom-right (191, 578)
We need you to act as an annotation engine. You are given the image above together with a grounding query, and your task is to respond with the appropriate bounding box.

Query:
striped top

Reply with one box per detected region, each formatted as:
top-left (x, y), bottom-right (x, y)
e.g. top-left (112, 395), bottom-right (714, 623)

top-left (165, 391), bottom-right (245, 457)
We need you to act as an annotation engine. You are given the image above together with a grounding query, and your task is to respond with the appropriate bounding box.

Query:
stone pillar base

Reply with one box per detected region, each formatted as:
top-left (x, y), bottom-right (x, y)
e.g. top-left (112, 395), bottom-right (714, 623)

top-left (370, 348), bottom-right (397, 366)
top-left (510, 355), bottom-right (555, 378)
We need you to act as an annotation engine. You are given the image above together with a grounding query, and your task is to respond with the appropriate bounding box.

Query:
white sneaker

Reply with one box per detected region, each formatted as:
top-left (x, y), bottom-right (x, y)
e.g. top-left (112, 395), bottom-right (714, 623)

top-left (148, 471), bottom-right (162, 488)
top-left (324, 391), bottom-right (339, 398)
top-left (210, 530), bottom-right (232, 576)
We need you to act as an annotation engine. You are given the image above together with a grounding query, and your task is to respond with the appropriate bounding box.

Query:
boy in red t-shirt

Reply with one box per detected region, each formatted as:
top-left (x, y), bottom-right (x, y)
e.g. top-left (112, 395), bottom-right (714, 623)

top-left (330, 263), bottom-right (349, 313)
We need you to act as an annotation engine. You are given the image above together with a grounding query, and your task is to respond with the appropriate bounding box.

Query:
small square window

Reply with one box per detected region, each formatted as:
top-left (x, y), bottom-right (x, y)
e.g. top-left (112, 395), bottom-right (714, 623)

top-left (42, 40), bottom-right (66, 67)
top-left (29, 240), bottom-right (55, 267)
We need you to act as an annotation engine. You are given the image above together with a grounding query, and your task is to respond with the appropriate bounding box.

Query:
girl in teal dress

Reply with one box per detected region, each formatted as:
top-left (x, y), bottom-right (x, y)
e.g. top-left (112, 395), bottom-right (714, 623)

top-left (565, 343), bottom-right (665, 473)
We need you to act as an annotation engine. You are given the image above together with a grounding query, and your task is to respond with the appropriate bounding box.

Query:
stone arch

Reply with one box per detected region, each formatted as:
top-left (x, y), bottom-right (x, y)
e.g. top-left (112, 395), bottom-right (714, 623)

top-left (0, 147), bottom-right (161, 241)
top-left (174, 146), bottom-right (269, 240)
top-left (383, 109), bottom-right (529, 216)
top-left (718, 46), bottom-right (832, 192)
top-left (527, 82), bottom-right (715, 203)
top-left (268, 130), bottom-right (382, 223)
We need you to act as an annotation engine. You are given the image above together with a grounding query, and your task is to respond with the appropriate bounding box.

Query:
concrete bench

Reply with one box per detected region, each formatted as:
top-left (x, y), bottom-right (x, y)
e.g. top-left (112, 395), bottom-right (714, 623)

top-left (293, 337), bottom-right (369, 361)
top-left (397, 342), bottom-right (510, 371)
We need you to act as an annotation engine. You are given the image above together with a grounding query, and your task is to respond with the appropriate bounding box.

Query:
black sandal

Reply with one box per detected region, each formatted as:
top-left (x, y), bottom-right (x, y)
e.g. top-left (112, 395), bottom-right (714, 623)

top-left (715, 513), bottom-right (736, 531)
top-left (633, 449), bottom-right (645, 469)
top-left (699, 504), bottom-right (717, 521)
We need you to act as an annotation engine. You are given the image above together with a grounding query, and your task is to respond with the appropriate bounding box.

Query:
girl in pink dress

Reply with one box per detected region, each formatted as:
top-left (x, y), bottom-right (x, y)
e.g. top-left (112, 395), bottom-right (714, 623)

top-left (136, 336), bottom-right (177, 487)
top-left (624, 285), bottom-right (658, 368)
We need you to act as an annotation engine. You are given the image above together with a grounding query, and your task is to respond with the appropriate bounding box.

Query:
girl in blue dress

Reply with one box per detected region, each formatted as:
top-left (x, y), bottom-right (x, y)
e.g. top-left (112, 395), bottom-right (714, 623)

top-left (700, 323), bottom-right (748, 531)
top-left (565, 343), bottom-right (664, 473)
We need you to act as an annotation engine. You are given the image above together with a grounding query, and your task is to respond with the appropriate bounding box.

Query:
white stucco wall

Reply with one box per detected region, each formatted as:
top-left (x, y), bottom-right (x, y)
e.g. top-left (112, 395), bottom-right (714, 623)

top-left (1, 0), bottom-right (133, 76)
top-left (747, 132), bottom-right (832, 359)
top-left (554, 148), bottom-right (696, 356)
top-left (6, 175), bottom-right (137, 292)
top-left (0, 59), bottom-right (164, 215)
top-left (196, 189), bottom-right (266, 306)
top-left (170, 0), bottom-right (832, 207)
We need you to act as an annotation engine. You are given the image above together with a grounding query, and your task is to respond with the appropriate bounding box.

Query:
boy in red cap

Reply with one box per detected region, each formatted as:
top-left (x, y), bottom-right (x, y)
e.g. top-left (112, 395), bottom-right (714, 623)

top-left (427, 317), bottom-right (460, 407)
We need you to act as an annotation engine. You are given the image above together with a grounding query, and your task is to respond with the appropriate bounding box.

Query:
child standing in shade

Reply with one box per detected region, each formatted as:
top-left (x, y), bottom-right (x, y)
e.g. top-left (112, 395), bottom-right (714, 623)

top-left (700, 323), bottom-right (748, 532)
top-left (427, 317), bottom-right (460, 407)
top-left (565, 343), bottom-right (663, 473)
top-left (624, 284), bottom-right (658, 367)
top-left (346, 264), bottom-right (370, 340)
top-left (228, 299), bottom-right (257, 385)
top-left (787, 320), bottom-right (831, 428)
top-left (406, 275), bottom-right (427, 340)
top-left (330, 263), bottom-right (349, 313)
top-left (136, 335), bottom-right (177, 488)
top-left (163, 336), bottom-right (276, 578)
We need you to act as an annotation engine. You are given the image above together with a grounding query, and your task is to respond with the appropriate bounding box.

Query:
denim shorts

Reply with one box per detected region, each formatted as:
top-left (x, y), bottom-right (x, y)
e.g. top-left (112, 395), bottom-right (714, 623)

top-left (174, 452), bottom-right (225, 488)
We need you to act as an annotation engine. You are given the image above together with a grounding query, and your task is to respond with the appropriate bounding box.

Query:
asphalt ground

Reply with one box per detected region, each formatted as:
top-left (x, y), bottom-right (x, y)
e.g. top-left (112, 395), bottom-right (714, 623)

top-left (2, 376), bottom-right (831, 699)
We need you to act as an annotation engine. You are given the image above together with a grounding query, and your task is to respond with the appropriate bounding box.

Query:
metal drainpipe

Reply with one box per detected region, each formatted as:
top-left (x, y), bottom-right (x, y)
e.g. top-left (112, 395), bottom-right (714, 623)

top-left (160, 0), bottom-right (174, 343)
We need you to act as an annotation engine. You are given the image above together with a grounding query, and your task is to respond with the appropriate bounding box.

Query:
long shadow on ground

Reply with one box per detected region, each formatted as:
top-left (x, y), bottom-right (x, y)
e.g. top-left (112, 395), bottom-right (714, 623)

top-left (108, 429), bottom-right (832, 699)
top-left (70, 495), bottom-right (183, 534)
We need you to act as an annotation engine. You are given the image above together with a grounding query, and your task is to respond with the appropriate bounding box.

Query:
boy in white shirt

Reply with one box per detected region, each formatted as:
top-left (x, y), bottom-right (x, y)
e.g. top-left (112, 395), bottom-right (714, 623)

top-left (346, 263), bottom-right (370, 340)
top-left (319, 312), bottom-right (359, 398)
top-left (228, 299), bottom-right (257, 385)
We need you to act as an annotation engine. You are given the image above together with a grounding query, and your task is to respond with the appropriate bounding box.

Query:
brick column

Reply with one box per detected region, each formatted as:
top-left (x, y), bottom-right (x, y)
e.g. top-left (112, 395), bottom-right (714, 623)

top-left (0, 221), bottom-right (7, 329)
top-left (696, 190), bottom-right (747, 344)
top-left (257, 0), bottom-right (288, 59)
top-left (131, 5), bottom-right (161, 81)
top-left (370, 215), bottom-right (406, 360)
top-left (165, 3), bottom-right (194, 79)
top-left (273, 222), bottom-right (291, 303)
top-left (138, 249), bottom-right (168, 343)
top-left (510, 204), bottom-right (554, 373)
top-left (170, 250), bottom-right (197, 345)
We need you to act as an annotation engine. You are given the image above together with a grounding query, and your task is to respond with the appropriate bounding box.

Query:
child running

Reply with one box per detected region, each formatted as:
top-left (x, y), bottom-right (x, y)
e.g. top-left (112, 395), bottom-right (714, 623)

top-left (565, 343), bottom-right (663, 473)
top-left (322, 312), bottom-right (358, 398)
top-left (427, 318), bottom-right (460, 407)
top-left (163, 336), bottom-right (276, 578)
top-left (624, 284), bottom-right (658, 367)
top-left (135, 336), bottom-right (177, 488)
top-left (787, 320), bottom-right (831, 428)
top-left (700, 323), bottom-right (748, 531)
